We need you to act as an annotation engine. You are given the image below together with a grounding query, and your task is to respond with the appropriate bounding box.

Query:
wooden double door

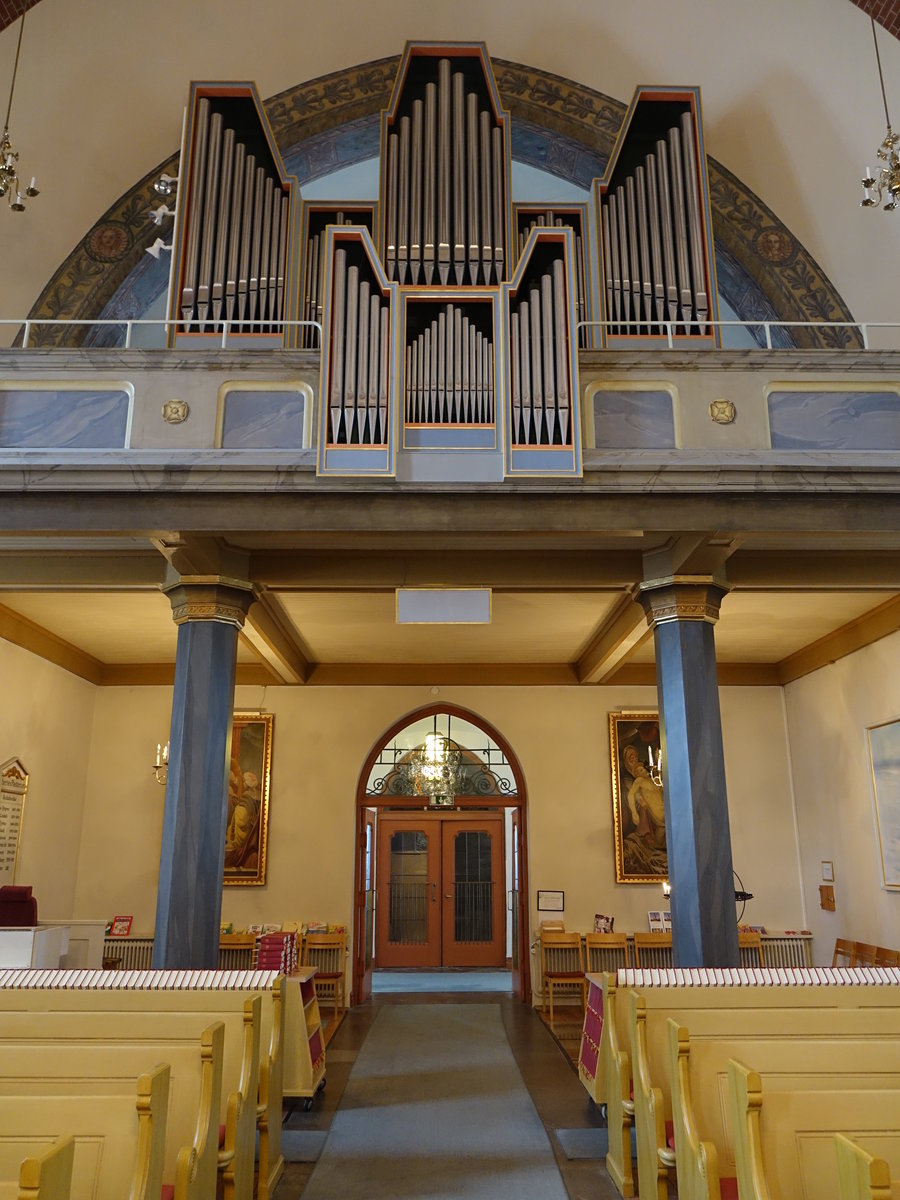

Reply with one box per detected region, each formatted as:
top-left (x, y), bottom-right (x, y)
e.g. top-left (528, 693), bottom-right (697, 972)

top-left (375, 811), bottom-right (506, 969)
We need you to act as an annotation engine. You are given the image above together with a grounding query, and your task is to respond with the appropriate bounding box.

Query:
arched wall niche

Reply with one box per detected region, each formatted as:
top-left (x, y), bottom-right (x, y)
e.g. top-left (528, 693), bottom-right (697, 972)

top-left (26, 55), bottom-right (858, 349)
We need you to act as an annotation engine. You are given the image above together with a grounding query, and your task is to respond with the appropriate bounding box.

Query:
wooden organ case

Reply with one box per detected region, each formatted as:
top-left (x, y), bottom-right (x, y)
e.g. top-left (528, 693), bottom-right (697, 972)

top-left (170, 84), bottom-right (296, 347)
top-left (169, 51), bottom-right (723, 476)
top-left (596, 87), bottom-right (719, 348)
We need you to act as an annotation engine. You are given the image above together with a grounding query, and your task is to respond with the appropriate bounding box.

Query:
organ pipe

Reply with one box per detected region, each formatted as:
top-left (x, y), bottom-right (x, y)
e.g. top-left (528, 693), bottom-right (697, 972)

top-left (385, 57), bottom-right (506, 287)
top-left (508, 250), bottom-right (572, 446)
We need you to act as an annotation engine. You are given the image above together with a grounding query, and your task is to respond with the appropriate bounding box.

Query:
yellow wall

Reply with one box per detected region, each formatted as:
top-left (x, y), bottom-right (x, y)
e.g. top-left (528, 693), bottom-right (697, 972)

top-left (67, 680), bottom-right (805, 957)
top-left (0, 638), bottom-right (95, 919)
top-left (785, 629), bottom-right (900, 956)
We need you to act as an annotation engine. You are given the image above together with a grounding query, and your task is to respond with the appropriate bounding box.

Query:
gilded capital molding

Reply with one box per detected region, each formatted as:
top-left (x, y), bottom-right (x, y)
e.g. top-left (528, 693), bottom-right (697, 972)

top-left (634, 574), bottom-right (731, 628)
top-left (161, 575), bottom-right (257, 628)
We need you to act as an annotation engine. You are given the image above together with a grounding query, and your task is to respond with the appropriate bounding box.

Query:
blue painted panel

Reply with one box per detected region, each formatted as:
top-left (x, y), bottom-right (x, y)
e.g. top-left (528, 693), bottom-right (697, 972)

top-left (768, 389), bottom-right (900, 449)
top-left (221, 389), bottom-right (307, 448)
top-left (404, 426), bottom-right (496, 449)
top-left (0, 388), bottom-right (130, 448)
top-left (591, 388), bottom-right (675, 448)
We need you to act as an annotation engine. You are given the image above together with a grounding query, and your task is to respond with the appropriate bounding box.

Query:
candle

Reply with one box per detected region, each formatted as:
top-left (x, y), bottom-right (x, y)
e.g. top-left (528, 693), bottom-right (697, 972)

top-left (156, 743), bottom-right (161, 766)
top-left (163, 742), bottom-right (169, 763)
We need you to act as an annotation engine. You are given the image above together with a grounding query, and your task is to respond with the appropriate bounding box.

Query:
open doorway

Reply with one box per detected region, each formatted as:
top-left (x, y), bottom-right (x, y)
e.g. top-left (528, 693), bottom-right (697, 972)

top-left (352, 705), bottom-right (529, 1004)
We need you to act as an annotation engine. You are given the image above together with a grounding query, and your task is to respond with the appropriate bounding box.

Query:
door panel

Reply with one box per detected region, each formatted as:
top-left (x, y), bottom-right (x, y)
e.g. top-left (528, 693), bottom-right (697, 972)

top-left (510, 808), bottom-right (521, 995)
top-left (375, 815), bottom-right (441, 967)
top-left (441, 816), bottom-right (506, 968)
top-left (356, 808), bottom-right (376, 1002)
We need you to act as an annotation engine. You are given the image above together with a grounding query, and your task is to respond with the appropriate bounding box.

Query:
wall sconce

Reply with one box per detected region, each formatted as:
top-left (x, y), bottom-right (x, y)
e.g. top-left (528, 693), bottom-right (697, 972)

top-left (661, 879), bottom-right (671, 898)
top-left (648, 745), bottom-right (663, 786)
top-left (152, 741), bottom-right (169, 786)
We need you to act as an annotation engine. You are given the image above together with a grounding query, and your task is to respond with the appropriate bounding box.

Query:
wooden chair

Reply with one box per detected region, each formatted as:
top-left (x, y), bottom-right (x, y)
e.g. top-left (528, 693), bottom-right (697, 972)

top-left (632, 931), bottom-right (673, 969)
top-left (302, 932), bottom-right (346, 1019)
top-left (539, 930), bottom-right (586, 1023)
top-left (851, 941), bottom-right (879, 967)
top-left (585, 931), bottom-right (630, 974)
top-left (833, 937), bottom-right (855, 967)
top-left (737, 930), bottom-right (764, 967)
top-left (874, 946), bottom-right (900, 968)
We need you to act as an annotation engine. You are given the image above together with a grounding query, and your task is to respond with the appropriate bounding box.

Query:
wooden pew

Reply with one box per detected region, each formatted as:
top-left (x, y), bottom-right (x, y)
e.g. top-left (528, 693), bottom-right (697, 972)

top-left (665, 1007), bottom-right (900, 1200)
top-left (833, 1132), bottom-right (900, 1200)
top-left (578, 972), bottom-right (634, 1196)
top-left (585, 966), bottom-right (900, 1200)
top-left (0, 1061), bottom-right (173, 1200)
top-left (0, 1137), bottom-right (73, 1200)
top-left (0, 969), bottom-right (286, 1200)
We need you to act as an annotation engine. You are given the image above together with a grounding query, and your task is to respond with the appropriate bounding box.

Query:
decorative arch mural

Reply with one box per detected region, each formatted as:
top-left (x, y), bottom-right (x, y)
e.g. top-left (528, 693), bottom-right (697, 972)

top-left (26, 55), bottom-right (858, 350)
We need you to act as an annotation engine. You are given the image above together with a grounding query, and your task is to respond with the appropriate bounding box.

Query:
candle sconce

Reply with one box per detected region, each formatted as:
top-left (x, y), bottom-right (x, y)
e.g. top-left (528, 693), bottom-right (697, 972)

top-left (152, 741), bottom-right (169, 786)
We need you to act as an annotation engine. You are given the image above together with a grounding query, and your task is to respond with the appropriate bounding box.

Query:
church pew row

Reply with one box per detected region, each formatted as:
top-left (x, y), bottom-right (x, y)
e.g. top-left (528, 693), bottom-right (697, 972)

top-left (0, 969), bottom-right (288, 1200)
top-left (0, 1137), bottom-right (74, 1200)
top-left (580, 966), bottom-right (900, 1200)
top-left (0, 1061), bottom-right (173, 1200)
top-left (833, 1131), bottom-right (900, 1200)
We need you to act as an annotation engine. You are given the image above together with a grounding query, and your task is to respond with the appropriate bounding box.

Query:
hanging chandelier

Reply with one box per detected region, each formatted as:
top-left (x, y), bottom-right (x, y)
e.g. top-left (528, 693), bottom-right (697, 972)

top-left (861, 16), bottom-right (899, 211)
top-left (405, 732), bottom-right (463, 804)
top-left (0, 14), bottom-right (38, 213)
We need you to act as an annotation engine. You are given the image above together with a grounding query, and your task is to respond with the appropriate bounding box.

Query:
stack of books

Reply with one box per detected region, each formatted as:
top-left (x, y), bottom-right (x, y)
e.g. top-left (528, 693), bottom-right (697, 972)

top-left (256, 930), bottom-right (299, 973)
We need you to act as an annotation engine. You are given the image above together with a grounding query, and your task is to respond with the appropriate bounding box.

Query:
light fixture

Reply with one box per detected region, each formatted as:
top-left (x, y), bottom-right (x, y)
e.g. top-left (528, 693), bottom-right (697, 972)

top-left (152, 741), bottom-right (169, 786)
top-left (647, 745), bottom-right (663, 787)
top-left (860, 17), bottom-right (900, 211)
top-left (0, 15), bottom-right (38, 213)
top-left (405, 729), bottom-right (462, 805)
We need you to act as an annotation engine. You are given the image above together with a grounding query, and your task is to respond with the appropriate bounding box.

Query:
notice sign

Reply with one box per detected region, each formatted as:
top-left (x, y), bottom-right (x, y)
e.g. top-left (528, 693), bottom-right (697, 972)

top-left (0, 759), bottom-right (28, 887)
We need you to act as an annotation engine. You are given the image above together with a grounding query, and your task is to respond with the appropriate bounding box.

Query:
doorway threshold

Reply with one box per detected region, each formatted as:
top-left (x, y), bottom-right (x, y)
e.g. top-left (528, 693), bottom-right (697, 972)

top-left (372, 969), bottom-right (512, 993)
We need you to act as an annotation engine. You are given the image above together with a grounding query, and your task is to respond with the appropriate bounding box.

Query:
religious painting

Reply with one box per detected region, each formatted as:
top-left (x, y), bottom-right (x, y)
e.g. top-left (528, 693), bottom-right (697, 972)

top-left (609, 712), bottom-right (667, 884)
top-left (224, 713), bottom-right (273, 887)
top-left (867, 717), bottom-right (900, 889)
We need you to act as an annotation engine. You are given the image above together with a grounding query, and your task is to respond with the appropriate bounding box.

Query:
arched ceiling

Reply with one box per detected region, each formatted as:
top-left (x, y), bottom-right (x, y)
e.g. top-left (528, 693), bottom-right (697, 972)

top-left (1, 0), bottom-right (899, 35)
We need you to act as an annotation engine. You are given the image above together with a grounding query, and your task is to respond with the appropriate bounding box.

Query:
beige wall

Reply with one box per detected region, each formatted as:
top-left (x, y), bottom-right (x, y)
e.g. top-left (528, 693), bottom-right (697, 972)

top-left (0, 638), bottom-right (95, 920)
top-left (785, 629), bottom-right (900, 960)
top-left (70, 679), bottom-right (805, 961)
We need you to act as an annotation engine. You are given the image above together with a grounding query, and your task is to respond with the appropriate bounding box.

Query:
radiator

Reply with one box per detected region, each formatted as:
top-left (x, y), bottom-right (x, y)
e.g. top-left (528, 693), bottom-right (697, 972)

top-left (102, 936), bottom-right (154, 970)
top-left (760, 933), bottom-right (813, 968)
top-left (102, 937), bottom-right (257, 972)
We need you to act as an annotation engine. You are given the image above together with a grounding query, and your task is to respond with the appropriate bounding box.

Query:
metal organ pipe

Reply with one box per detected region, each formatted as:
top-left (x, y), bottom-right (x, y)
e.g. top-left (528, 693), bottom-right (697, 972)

top-left (600, 109), bottom-right (710, 338)
top-left (508, 255), bottom-right (571, 446)
top-left (386, 58), bottom-right (505, 287)
top-left (328, 247), bottom-right (392, 445)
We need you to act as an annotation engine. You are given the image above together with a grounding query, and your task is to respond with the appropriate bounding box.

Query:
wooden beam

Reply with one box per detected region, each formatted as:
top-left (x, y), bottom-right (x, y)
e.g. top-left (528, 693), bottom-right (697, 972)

top-left (776, 594), bottom-right (900, 684)
top-left (306, 662), bottom-right (579, 686)
top-left (728, 550), bottom-right (900, 590)
top-left (603, 662), bottom-right (782, 687)
top-left (576, 593), bottom-right (652, 683)
top-left (241, 590), bottom-right (312, 684)
top-left (0, 602), bottom-right (103, 685)
top-left (0, 552), bottom-right (167, 590)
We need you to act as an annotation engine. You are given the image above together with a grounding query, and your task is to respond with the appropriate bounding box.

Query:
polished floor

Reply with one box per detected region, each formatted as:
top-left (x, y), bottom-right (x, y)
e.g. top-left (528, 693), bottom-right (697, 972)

top-left (275, 981), bottom-right (620, 1200)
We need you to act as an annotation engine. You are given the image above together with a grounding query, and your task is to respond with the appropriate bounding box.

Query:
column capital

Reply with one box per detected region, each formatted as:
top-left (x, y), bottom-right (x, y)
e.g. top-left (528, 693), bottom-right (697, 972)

top-left (161, 575), bottom-right (256, 628)
top-left (634, 574), bottom-right (731, 628)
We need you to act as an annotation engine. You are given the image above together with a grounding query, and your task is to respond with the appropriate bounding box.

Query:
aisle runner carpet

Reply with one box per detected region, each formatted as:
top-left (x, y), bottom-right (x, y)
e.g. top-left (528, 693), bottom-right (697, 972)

top-left (299, 1003), bottom-right (569, 1200)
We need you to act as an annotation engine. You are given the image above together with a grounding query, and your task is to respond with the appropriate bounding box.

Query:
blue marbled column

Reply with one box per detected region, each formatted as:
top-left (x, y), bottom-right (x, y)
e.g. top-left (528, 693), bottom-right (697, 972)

top-left (640, 580), bottom-right (739, 968)
top-left (153, 578), bottom-right (255, 969)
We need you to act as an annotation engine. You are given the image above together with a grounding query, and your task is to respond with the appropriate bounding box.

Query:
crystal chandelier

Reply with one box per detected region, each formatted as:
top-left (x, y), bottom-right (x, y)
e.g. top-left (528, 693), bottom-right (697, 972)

top-left (405, 731), bottom-right (463, 804)
top-left (861, 17), bottom-right (899, 211)
top-left (0, 15), bottom-right (38, 212)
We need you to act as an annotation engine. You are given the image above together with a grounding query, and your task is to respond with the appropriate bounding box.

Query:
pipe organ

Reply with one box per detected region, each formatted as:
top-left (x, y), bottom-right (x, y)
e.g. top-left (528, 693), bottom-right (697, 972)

top-left (597, 90), bottom-right (718, 346)
top-left (172, 85), bottom-right (294, 342)
top-left (170, 50), bottom-right (722, 476)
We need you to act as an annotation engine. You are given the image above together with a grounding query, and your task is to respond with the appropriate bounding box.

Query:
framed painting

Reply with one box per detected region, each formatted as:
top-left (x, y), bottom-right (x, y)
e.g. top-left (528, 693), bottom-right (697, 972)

top-left (225, 712), bottom-right (273, 887)
top-left (867, 717), bottom-right (900, 889)
top-left (609, 711), bottom-right (667, 884)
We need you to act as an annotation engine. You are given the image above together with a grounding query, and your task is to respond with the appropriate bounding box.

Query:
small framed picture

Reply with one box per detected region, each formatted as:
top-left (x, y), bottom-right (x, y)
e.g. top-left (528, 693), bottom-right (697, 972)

top-left (821, 860), bottom-right (834, 883)
top-left (537, 890), bottom-right (565, 912)
top-left (108, 914), bottom-right (133, 937)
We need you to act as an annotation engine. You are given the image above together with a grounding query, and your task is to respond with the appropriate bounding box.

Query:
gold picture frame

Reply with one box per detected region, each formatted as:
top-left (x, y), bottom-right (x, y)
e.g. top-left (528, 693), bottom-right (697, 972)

top-left (609, 712), bottom-right (667, 884)
top-left (224, 712), bottom-right (273, 887)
